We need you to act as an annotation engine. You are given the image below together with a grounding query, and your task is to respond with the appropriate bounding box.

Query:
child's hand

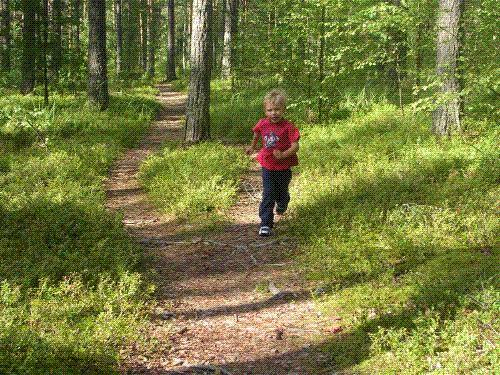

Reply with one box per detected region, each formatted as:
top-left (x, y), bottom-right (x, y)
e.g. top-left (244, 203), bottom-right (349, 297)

top-left (273, 149), bottom-right (284, 159)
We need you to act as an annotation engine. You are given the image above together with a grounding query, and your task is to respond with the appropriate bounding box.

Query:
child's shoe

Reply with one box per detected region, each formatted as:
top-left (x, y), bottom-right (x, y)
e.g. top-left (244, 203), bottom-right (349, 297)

top-left (276, 205), bottom-right (287, 215)
top-left (259, 226), bottom-right (271, 237)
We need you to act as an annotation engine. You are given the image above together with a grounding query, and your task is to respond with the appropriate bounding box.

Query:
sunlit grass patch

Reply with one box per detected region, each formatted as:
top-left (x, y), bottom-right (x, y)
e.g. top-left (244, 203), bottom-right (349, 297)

top-left (0, 87), bottom-right (159, 372)
top-left (139, 141), bottom-right (250, 218)
top-left (0, 273), bottom-right (153, 374)
top-left (282, 103), bottom-right (499, 373)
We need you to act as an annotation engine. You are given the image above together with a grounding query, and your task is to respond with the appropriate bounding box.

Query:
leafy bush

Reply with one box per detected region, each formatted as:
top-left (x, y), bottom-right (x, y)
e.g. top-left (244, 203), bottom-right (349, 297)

top-left (0, 88), bottom-right (159, 373)
top-left (0, 274), bottom-right (152, 374)
top-left (140, 141), bottom-right (249, 218)
top-left (280, 103), bottom-right (499, 373)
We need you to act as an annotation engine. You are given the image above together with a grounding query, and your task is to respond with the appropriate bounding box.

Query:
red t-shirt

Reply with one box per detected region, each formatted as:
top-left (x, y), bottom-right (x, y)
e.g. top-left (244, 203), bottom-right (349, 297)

top-left (253, 118), bottom-right (300, 170)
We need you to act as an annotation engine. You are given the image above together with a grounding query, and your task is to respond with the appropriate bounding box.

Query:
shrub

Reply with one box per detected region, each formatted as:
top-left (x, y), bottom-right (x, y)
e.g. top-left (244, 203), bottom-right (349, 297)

top-left (140, 141), bottom-right (249, 218)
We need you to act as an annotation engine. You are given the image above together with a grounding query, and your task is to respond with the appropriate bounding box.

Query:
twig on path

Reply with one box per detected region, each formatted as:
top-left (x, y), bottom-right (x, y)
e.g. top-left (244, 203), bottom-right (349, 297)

top-left (192, 365), bottom-right (234, 375)
top-left (249, 237), bottom-right (291, 248)
top-left (240, 180), bottom-right (261, 201)
top-left (263, 261), bottom-right (293, 267)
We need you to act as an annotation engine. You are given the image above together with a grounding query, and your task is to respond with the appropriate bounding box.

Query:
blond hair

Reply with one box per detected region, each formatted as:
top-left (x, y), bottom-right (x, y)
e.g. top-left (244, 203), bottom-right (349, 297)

top-left (263, 89), bottom-right (286, 108)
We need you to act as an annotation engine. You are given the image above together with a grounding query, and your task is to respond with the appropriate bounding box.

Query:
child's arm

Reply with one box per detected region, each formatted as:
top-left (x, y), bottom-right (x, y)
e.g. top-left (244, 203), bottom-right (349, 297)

top-left (273, 142), bottom-right (299, 160)
top-left (245, 133), bottom-right (260, 155)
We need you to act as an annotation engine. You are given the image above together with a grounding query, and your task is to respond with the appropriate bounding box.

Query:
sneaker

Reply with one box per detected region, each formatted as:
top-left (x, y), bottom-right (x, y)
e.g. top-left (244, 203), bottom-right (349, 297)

top-left (276, 205), bottom-right (287, 215)
top-left (259, 226), bottom-right (271, 237)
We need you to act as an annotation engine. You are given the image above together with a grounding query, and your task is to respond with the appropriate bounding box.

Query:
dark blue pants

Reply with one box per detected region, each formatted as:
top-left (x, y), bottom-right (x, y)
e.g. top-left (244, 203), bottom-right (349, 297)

top-left (259, 167), bottom-right (292, 228)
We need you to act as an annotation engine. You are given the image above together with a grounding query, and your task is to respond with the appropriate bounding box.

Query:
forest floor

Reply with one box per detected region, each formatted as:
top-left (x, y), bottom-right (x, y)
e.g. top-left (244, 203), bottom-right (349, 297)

top-left (105, 84), bottom-right (334, 374)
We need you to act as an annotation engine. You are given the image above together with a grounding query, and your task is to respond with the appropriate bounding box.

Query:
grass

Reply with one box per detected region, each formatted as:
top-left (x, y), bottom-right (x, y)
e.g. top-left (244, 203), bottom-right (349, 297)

top-left (209, 79), bottom-right (499, 373)
top-left (285, 104), bottom-right (499, 373)
top-left (139, 140), bottom-right (249, 221)
top-left (0, 87), bottom-right (160, 373)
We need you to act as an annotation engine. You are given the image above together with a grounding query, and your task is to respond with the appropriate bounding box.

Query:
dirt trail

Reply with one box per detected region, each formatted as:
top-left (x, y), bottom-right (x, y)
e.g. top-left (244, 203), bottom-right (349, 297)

top-left (105, 84), bottom-right (332, 375)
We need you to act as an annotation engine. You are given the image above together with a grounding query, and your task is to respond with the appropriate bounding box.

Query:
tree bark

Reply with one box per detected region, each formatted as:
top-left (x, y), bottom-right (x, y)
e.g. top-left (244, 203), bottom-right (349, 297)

top-left (115, 0), bottom-right (123, 74)
top-left (432, 0), bottom-right (463, 136)
top-left (166, 0), bottom-right (176, 80)
top-left (52, 0), bottom-right (62, 73)
top-left (146, 0), bottom-right (155, 76)
top-left (73, 0), bottom-right (81, 52)
top-left (42, 0), bottom-right (49, 105)
top-left (185, 0), bottom-right (212, 142)
top-left (88, 0), bottom-right (109, 110)
top-left (221, 0), bottom-right (237, 78)
top-left (182, 0), bottom-right (192, 71)
top-left (140, 0), bottom-right (147, 71)
top-left (21, 0), bottom-right (36, 94)
top-left (1, 0), bottom-right (10, 71)
top-left (318, 5), bottom-right (325, 123)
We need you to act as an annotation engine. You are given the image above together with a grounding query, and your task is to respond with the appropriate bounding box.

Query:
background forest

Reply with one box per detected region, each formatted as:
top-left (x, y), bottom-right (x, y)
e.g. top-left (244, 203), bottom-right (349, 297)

top-left (0, 0), bottom-right (498, 373)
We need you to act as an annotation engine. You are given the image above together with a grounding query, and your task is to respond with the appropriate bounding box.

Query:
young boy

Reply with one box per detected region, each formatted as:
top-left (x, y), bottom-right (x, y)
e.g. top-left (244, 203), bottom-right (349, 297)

top-left (246, 90), bottom-right (300, 236)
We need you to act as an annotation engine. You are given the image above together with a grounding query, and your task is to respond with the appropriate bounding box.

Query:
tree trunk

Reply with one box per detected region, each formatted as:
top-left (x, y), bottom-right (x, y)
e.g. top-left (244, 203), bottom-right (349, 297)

top-left (182, 0), bottom-right (192, 71)
top-left (318, 5), bottom-right (325, 123)
top-left (52, 0), bottom-right (62, 73)
top-left (21, 0), bottom-right (36, 94)
top-left (415, 24), bottom-right (423, 88)
top-left (221, 0), bottom-right (237, 78)
top-left (115, 0), bottom-right (123, 74)
top-left (88, 0), bottom-right (109, 110)
top-left (73, 0), bottom-right (81, 52)
top-left (1, 0), bottom-right (10, 71)
top-left (185, 0), bottom-right (212, 142)
top-left (432, 0), bottom-right (463, 136)
top-left (140, 0), bottom-right (147, 71)
top-left (146, 0), bottom-right (155, 76)
top-left (166, 0), bottom-right (176, 80)
top-left (42, 0), bottom-right (49, 105)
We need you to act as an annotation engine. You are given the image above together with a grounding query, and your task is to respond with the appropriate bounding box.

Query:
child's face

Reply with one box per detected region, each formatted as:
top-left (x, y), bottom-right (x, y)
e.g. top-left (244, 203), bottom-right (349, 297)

top-left (264, 101), bottom-right (285, 123)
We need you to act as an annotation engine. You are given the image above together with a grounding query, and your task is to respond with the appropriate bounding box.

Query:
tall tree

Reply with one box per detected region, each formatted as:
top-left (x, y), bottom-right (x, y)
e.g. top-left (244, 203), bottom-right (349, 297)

top-left (42, 0), bottom-right (49, 104)
top-left (432, 0), bottom-right (464, 135)
top-left (221, 0), bottom-right (237, 78)
top-left (166, 0), bottom-right (176, 80)
top-left (146, 0), bottom-right (155, 76)
top-left (0, 0), bottom-right (10, 71)
top-left (182, 0), bottom-right (192, 72)
top-left (318, 4), bottom-right (325, 122)
top-left (52, 0), bottom-right (63, 73)
top-left (88, 0), bottom-right (109, 109)
top-left (140, 0), bottom-right (147, 71)
top-left (21, 0), bottom-right (36, 94)
top-left (115, 0), bottom-right (123, 74)
top-left (70, 0), bottom-right (81, 51)
top-left (185, 0), bottom-right (212, 142)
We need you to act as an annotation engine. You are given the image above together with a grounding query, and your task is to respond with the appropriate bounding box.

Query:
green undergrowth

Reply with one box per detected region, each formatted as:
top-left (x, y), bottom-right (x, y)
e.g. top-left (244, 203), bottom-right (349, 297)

top-left (0, 87), bottom-right (160, 373)
top-left (139, 140), bottom-right (249, 221)
top-left (282, 104), bottom-right (499, 373)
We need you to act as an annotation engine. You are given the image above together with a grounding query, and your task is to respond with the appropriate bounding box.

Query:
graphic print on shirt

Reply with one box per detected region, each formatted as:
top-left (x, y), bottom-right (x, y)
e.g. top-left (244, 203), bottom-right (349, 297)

top-left (264, 131), bottom-right (279, 149)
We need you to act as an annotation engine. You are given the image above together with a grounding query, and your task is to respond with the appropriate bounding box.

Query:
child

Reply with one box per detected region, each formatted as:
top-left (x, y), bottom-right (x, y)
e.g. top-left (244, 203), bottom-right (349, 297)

top-left (246, 90), bottom-right (300, 236)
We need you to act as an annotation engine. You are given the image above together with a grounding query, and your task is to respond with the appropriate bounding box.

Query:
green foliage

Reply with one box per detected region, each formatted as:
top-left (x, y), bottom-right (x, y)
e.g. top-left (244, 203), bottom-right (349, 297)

top-left (0, 88), bottom-right (159, 372)
top-left (361, 286), bottom-right (499, 374)
top-left (280, 103), bottom-right (499, 372)
top-left (210, 79), bottom-right (267, 142)
top-left (0, 274), bottom-right (152, 374)
top-left (139, 141), bottom-right (249, 218)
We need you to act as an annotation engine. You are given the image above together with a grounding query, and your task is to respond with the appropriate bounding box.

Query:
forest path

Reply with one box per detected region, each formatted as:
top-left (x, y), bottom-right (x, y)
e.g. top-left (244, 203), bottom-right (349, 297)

top-left (106, 84), bottom-right (332, 375)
